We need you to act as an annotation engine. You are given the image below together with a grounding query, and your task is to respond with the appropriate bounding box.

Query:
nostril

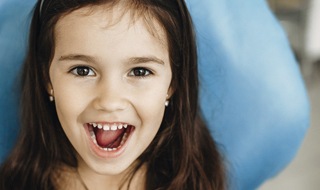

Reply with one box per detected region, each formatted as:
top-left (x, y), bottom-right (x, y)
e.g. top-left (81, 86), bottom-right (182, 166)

top-left (93, 95), bottom-right (128, 112)
top-left (92, 80), bottom-right (129, 112)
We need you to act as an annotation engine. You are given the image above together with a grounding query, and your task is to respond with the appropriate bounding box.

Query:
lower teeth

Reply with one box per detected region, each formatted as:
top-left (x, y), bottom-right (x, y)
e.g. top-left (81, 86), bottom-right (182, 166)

top-left (90, 130), bottom-right (98, 145)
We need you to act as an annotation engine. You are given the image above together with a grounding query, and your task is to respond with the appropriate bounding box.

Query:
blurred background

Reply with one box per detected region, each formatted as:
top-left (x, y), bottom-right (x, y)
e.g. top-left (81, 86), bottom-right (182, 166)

top-left (260, 0), bottom-right (320, 189)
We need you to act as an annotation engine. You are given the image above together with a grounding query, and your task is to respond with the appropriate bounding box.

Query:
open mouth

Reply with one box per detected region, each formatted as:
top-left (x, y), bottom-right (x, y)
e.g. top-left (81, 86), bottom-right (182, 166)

top-left (87, 123), bottom-right (134, 151)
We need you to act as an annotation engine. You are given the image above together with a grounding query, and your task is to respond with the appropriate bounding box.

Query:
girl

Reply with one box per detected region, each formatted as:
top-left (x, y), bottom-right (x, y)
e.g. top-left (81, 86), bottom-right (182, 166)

top-left (0, 0), bottom-right (225, 189)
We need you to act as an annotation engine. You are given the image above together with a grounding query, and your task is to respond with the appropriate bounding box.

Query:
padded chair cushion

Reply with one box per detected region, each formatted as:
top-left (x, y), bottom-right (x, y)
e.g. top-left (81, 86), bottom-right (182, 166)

top-left (187, 0), bottom-right (309, 189)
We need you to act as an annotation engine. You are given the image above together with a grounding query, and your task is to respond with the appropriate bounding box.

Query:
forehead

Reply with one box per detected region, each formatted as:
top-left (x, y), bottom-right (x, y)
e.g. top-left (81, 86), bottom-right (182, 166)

top-left (54, 5), bottom-right (168, 49)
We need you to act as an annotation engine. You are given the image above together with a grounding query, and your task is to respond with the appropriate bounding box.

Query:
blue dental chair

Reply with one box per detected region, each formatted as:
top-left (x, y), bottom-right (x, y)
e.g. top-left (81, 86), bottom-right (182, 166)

top-left (0, 0), bottom-right (310, 189)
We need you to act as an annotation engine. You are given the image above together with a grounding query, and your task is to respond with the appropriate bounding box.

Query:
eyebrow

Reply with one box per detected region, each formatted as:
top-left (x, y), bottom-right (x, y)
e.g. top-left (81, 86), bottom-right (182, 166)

top-left (59, 54), bottom-right (97, 63)
top-left (127, 56), bottom-right (164, 65)
top-left (58, 54), bottom-right (165, 65)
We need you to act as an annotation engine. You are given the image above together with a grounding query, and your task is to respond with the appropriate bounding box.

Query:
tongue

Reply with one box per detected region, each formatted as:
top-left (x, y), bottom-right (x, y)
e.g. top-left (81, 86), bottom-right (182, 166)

top-left (94, 128), bottom-right (124, 148)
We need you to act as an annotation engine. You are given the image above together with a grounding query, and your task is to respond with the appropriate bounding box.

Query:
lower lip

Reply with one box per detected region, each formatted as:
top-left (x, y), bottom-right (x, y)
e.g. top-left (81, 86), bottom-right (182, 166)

top-left (84, 124), bottom-right (134, 159)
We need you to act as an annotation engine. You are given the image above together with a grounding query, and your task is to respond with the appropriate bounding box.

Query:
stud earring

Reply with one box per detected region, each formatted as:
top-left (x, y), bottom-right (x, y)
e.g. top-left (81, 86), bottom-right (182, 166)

top-left (165, 100), bottom-right (169, 107)
top-left (49, 89), bottom-right (54, 102)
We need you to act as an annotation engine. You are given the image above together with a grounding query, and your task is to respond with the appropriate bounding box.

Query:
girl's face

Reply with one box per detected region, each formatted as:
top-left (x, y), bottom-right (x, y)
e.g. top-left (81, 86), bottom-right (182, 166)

top-left (49, 7), bottom-right (172, 177)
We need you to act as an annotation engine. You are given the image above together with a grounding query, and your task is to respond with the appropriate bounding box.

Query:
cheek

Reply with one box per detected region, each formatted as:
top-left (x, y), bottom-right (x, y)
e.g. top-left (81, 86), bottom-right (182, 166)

top-left (53, 86), bottom-right (89, 126)
top-left (53, 89), bottom-right (91, 149)
top-left (139, 99), bottom-right (165, 123)
top-left (133, 93), bottom-right (166, 148)
top-left (133, 87), bottom-right (168, 125)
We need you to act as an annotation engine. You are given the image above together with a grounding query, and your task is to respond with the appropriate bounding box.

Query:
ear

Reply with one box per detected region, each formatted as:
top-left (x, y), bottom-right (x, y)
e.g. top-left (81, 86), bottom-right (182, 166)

top-left (167, 86), bottom-right (174, 99)
top-left (46, 83), bottom-right (53, 95)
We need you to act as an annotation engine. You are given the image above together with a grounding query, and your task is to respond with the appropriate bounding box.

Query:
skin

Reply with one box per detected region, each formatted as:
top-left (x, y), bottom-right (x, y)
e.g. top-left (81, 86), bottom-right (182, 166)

top-left (48, 6), bottom-right (172, 190)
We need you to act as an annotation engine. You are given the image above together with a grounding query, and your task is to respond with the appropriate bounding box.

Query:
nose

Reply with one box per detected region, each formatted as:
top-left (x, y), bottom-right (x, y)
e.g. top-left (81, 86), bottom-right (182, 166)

top-left (92, 77), bottom-right (128, 112)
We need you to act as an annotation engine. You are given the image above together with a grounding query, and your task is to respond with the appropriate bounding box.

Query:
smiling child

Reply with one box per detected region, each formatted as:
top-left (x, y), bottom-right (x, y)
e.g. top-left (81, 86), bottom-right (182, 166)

top-left (0, 0), bottom-right (225, 189)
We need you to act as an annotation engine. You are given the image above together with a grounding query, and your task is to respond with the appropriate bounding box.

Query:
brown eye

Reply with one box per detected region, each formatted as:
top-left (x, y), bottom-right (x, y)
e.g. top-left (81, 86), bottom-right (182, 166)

top-left (71, 66), bottom-right (95, 76)
top-left (129, 67), bottom-right (151, 77)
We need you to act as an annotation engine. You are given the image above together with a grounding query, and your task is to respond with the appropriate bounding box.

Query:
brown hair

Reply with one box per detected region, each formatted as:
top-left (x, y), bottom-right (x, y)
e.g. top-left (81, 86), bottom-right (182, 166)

top-left (0, 0), bottom-right (225, 189)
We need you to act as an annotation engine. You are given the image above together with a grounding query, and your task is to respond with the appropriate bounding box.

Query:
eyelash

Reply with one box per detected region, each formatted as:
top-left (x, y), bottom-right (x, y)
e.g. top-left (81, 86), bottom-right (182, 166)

top-left (69, 66), bottom-right (95, 77)
top-left (128, 67), bottom-right (153, 78)
top-left (69, 66), bottom-right (153, 78)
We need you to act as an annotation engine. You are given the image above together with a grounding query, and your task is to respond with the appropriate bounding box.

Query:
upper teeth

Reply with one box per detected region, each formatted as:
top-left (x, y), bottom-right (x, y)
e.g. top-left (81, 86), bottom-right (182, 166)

top-left (90, 123), bottom-right (128, 131)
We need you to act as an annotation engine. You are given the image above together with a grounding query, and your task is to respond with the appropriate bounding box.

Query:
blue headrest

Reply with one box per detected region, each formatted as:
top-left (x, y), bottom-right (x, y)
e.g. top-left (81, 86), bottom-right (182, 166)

top-left (186, 0), bottom-right (309, 189)
top-left (0, 0), bottom-right (310, 189)
top-left (0, 0), bottom-right (34, 160)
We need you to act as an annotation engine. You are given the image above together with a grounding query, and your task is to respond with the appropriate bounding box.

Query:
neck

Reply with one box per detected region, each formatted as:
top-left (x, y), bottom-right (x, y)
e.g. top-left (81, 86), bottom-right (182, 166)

top-left (56, 162), bottom-right (146, 190)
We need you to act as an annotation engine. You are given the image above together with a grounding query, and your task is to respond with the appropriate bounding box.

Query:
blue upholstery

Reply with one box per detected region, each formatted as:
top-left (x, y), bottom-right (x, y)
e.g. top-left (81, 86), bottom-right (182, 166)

top-left (187, 0), bottom-right (310, 189)
top-left (0, 0), bottom-right (310, 189)
top-left (0, 0), bottom-right (34, 161)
